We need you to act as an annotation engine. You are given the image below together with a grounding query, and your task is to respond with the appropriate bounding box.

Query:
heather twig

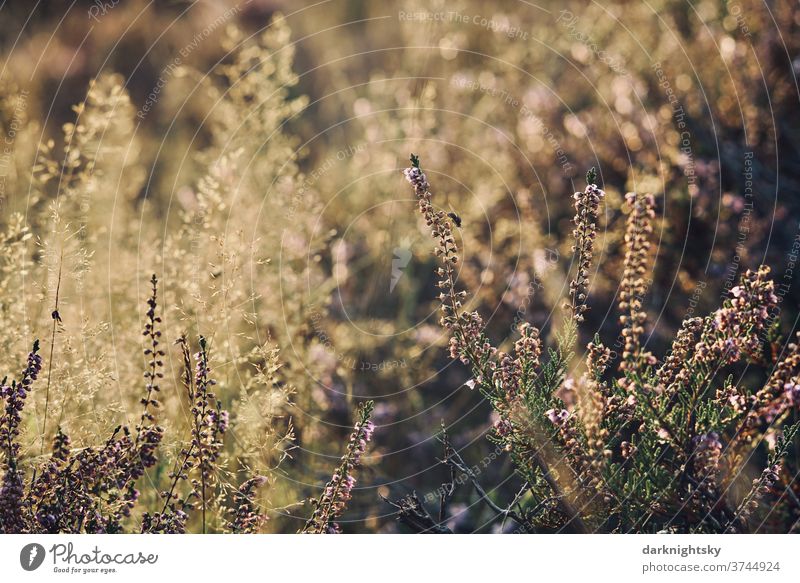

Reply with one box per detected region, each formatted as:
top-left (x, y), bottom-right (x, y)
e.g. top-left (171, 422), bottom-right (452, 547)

top-left (302, 400), bottom-right (375, 533)
top-left (567, 168), bottom-right (605, 324)
top-left (618, 192), bottom-right (656, 372)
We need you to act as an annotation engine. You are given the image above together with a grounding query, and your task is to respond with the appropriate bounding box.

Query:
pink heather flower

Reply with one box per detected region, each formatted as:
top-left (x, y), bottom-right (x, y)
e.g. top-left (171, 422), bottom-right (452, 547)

top-left (303, 402), bottom-right (375, 533)
top-left (785, 382), bottom-right (800, 406)
top-left (546, 408), bottom-right (570, 426)
top-left (493, 417), bottom-right (513, 437)
top-left (362, 420), bottom-right (375, 441)
top-left (403, 166), bottom-right (429, 193)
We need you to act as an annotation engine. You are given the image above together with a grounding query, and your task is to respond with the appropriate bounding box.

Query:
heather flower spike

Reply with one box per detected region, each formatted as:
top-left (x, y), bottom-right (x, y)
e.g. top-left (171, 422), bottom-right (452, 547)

top-left (619, 191), bottom-right (656, 371)
top-left (302, 401), bottom-right (375, 533)
top-left (567, 171), bottom-right (605, 323)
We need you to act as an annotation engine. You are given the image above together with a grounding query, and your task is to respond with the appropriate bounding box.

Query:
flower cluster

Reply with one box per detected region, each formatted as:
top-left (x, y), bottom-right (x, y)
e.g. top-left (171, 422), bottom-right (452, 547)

top-left (582, 339), bottom-right (612, 463)
top-left (188, 336), bottom-right (228, 532)
top-left (493, 352), bottom-right (521, 396)
top-left (655, 317), bottom-right (704, 395)
top-left (0, 342), bottom-right (42, 533)
top-left (143, 335), bottom-right (232, 534)
top-left (303, 400), bottom-right (375, 533)
top-left (30, 425), bottom-right (138, 533)
top-left (727, 464), bottom-right (782, 532)
top-left (546, 408), bottom-right (570, 426)
top-left (133, 274), bottom-right (165, 478)
top-left (690, 431), bottom-right (723, 498)
top-left (0, 343), bottom-right (43, 458)
top-left (514, 323), bottom-right (543, 376)
top-left (51, 426), bottom-right (71, 462)
top-left (709, 266), bottom-right (777, 364)
top-left (586, 339), bottom-right (612, 380)
top-left (227, 476), bottom-right (269, 534)
top-left (0, 338), bottom-right (169, 533)
top-left (0, 276), bottom-right (274, 534)
top-left (568, 171), bottom-right (605, 323)
top-left (619, 191), bottom-right (656, 370)
top-left (448, 311), bottom-right (495, 369)
top-left (0, 459), bottom-right (25, 533)
top-left (786, 381), bottom-right (800, 405)
top-left (746, 332), bottom-right (800, 426)
top-left (403, 157), bottom-right (464, 330)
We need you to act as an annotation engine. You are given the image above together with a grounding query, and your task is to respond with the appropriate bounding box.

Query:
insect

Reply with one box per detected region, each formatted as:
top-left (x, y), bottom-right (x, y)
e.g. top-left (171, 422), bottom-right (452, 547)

top-left (447, 212), bottom-right (462, 228)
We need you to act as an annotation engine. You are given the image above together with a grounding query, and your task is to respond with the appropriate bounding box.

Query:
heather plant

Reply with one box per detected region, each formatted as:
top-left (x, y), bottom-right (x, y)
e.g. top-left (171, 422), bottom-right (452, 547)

top-left (0, 20), bottom-right (377, 531)
top-left (0, 270), bottom-right (370, 533)
top-left (1, 0), bottom-right (798, 536)
top-left (0, 276), bottom-right (259, 533)
top-left (399, 155), bottom-right (800, 533)
top-left (302, 400), bottom-right (375, 534)
top-left (0, 13), bottom-right (365, 533)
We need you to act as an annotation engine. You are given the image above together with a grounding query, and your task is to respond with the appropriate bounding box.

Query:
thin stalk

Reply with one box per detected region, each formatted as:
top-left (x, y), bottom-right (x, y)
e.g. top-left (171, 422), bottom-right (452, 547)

top-left (40, 249), bottom-right (63, 456)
